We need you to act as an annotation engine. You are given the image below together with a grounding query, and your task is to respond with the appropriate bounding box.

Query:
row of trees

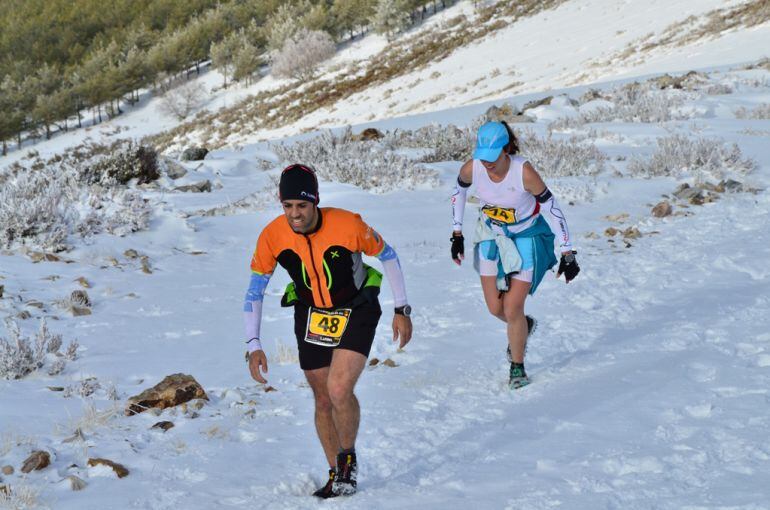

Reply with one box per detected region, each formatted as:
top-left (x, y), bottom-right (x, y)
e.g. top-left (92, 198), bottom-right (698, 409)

top-left (0, 0), bottom-right (456, 156)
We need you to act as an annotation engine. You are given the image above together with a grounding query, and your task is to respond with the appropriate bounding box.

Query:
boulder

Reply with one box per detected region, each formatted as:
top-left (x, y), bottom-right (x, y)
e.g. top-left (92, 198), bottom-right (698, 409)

top-left (604, 227), bottom-right (620, 237)
top-left (505, 114), bottom-right (535, 123)
top-left (151, 421), bottom-right (175, 432)
top-left (87, 458), bottom-right (129, 478)
top-left (28, 251), bottom-right (60, 263)
top-left (21, 451), bottom-right (51, 473)
top-left (180, 147), bottom-right (209, 161)
top-left (358, 128), bottom-right (384, 141)
top-left (484, 103), bottom-right (520, 121)
top-left (622, 227), bottom-right (642, 239)
top-left (126, 374), bottom-right (208, 416)
top-left (651, 201), bottom-right (673, 218)
top-left (0, 284), bottom-right (3, 298)
top-left (1, 465), bottom-right (13, 475)
top-left (673, 184), bottom-right (702, 201)
top-left (718, 179), bottom-right (743, 193)
top-left (164, 158), bottom-right (188, 180)
top-left (174, 180), bottom-right (212, 193)
top-left (522, 96), bottom-right (554, 112)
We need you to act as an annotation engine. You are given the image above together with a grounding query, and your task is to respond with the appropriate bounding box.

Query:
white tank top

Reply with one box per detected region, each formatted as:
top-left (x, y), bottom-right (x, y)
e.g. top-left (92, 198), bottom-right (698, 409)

top-left (472, 155), bottom-right (538, 233)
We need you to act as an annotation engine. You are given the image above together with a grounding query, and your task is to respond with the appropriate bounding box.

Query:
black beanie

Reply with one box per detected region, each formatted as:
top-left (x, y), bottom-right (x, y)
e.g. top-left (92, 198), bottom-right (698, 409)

top-left (279, 164), bottom-right (319, 204)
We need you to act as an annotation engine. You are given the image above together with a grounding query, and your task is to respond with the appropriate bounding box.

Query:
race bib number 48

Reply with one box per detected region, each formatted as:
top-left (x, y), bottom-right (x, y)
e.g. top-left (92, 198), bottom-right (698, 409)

top-left (482, 205), bottom-right (518, 225)
top-left (304, 308), bottom-right (352, 347)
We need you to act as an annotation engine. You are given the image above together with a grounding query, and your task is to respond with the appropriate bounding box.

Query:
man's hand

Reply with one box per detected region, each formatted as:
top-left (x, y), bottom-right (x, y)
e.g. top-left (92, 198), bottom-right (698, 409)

top-left (248, 350), bottom-right (269, 383)
top-left (392, 314), bottom-right (413, 349)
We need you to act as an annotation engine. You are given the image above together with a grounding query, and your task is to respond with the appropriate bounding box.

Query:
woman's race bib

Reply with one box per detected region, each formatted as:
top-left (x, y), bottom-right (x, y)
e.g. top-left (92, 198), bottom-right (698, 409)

top-left (482, 205), bottom-right (518, 225)
top-left (304, 307), bottom-right (352, 347)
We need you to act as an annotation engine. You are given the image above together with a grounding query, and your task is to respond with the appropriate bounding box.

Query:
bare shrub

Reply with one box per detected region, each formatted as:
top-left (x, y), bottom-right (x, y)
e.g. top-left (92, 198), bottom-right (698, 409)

top-left (0, 140), bottom-right (153, 251)
top-left (271, 29), bottom-right (336, 81)
top-left (518, 130), bottom-right (606, 177)
top-left (82, 142), bottom-right (160, 185)
top-left (734, 104), bottom-right (770, 119)
top-left (160, 81), bottom-right (207, 121)
top-left (627, 135), bottom-right (757, 179)
top-left (705, 83), bottom-right (734, 95)
top-left (383, 121), bottom-right (480, 162)
top-left (0, 482), bottom-right (44, 510)
top-left (272, 127), bottom-right (439, 192)
top-left (0, 319), bottom-right (77, 380)
top-left (0, 172), bottom-right (74, 250)
top-left (191, 179), bottom-right (279, 217)
top-left (551, 82), bottom-right (697, 130)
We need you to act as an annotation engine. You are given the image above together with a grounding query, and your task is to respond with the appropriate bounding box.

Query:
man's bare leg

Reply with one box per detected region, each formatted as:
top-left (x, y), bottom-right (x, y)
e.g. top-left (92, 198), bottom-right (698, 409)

top-left (327, 349), bottom-right (367, 450)
top-left (304, 366), bottom-right (338, 467)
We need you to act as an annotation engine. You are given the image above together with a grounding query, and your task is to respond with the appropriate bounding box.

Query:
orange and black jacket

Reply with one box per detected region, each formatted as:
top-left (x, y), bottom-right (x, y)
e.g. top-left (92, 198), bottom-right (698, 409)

top-left (250, 208), bottom-right (386, 309)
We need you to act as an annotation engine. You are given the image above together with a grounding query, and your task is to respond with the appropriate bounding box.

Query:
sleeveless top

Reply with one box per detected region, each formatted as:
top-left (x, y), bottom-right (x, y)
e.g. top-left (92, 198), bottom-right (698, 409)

top-left (472, 155), bottom-right (539, 234)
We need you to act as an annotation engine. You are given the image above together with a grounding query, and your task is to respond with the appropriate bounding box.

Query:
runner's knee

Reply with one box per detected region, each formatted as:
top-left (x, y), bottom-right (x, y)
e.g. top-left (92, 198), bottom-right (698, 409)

top-left (314, 393), bottom-right (333, 413)
top-left (327, 381), bottom-right (353, 408)
top-left (486, 300), bottom-right (504, 319)
top-left (504, 304), bottom-right (524, 323)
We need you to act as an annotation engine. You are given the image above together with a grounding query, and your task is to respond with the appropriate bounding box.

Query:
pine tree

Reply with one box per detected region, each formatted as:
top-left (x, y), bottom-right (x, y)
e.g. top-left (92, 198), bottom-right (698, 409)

top-left (211, 32), bottom-right (242, 88)
top-left (372, 0), bottom-right (411, 41)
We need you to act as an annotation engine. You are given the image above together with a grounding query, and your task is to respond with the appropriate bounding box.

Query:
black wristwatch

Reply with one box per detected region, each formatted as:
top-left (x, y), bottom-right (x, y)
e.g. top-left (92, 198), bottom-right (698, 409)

top-left (394, 305), bottom-right (412, 317)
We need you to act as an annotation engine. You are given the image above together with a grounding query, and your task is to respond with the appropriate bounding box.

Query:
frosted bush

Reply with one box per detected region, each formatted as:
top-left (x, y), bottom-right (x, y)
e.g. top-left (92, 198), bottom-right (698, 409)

top-left (0, 141), bottom-right (154, 251)
top-left (271, 29), bottom-right (336, 81)
top-left (627, 135), bottom-right (756, 179)
top-left (550, 82), bottom-right (697, 130)
top-left (81, 142), bottom-right (160, 185)
top-left (518, 130), bottom-right (606, 177)
top-left (160, 81), bottom-right (207, 121)
top-left (0, 171), bottom-right (74, 251)
top-left (734, 104), bottom-right (770, 119)
top-left (383, 121), bottom-right (480, 162)
top-left (0, 319), bottom-right (77, 380)
top-left (273, 127), bottom-right (439, 192)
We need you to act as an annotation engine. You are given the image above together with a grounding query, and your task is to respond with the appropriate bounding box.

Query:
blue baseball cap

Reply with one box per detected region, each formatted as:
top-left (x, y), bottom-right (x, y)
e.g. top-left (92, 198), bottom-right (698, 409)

top-left (473, 122), bottom-right (509, 162)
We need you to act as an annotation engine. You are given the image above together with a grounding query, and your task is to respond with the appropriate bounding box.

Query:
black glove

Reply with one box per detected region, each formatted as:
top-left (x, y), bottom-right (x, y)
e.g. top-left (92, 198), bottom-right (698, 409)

top-left (450, 233), bottom-right (464, 263)
top-left (557, 251), bottom-right (580, 283)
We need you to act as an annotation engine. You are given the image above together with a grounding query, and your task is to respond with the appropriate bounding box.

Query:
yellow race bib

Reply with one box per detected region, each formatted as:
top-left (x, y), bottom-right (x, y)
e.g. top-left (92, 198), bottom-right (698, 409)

top-left (304, 308), bottom-right (352, 347)
top-left (482, 205), bottom-right (518, 225)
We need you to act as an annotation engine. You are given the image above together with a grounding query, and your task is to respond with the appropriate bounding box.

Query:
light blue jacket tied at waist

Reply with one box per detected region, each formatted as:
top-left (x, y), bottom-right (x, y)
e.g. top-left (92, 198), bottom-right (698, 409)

top-left (473, 213), bottom-right (557, 295)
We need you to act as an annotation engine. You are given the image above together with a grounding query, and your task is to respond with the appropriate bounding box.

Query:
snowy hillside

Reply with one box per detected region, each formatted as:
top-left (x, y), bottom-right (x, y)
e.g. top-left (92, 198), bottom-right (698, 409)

top-left (2, 1), bottom-right (770, 509)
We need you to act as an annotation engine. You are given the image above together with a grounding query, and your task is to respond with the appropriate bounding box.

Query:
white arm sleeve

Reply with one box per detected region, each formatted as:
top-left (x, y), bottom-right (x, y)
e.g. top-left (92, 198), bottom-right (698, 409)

top-left (377, 244), bottom-right (408, 307)
top-left (537, 188), bottom-right (573, 252)
top-left (451, 177), bottom-right (470, 232)
top-left (244, 273), bottom-right (271, 353)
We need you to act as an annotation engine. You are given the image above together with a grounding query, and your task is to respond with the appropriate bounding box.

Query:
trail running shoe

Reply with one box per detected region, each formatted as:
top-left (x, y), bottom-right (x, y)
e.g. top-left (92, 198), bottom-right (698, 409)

top-left (312, 468), bottom-right (336, 499)
top-left (509, 362), bottom-right (531, 390)
top-left (332, 451), bottom-right (358, 496)
top-left (506, 315), bottom-right (538, 363)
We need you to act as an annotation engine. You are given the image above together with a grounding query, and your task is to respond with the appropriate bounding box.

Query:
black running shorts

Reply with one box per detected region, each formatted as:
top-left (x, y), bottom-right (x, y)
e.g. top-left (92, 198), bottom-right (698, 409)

top-left (293, 299), bottom-right (382, 371)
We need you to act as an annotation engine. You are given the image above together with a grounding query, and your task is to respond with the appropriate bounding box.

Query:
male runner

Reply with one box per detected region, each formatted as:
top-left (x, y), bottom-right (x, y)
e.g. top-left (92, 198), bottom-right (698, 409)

top-left (244, 164), bottom-right (413, 498)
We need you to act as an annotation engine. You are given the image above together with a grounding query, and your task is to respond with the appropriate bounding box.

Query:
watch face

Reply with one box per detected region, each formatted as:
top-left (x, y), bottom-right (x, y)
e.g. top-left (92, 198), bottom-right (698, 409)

top-left (403, 305), bottom-right (412, 317)
top-left (564, 253), bottom-right (575, 263)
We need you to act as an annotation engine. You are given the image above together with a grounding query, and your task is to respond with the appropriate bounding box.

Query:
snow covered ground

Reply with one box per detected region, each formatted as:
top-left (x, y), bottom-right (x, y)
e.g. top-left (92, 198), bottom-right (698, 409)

top-left (2, 1), bottom-right (770, 509)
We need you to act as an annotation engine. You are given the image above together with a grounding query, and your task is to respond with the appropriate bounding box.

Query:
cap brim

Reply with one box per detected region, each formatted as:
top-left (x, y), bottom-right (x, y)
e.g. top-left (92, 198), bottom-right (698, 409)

top-left (473, 146), bottom-right (503, 162)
